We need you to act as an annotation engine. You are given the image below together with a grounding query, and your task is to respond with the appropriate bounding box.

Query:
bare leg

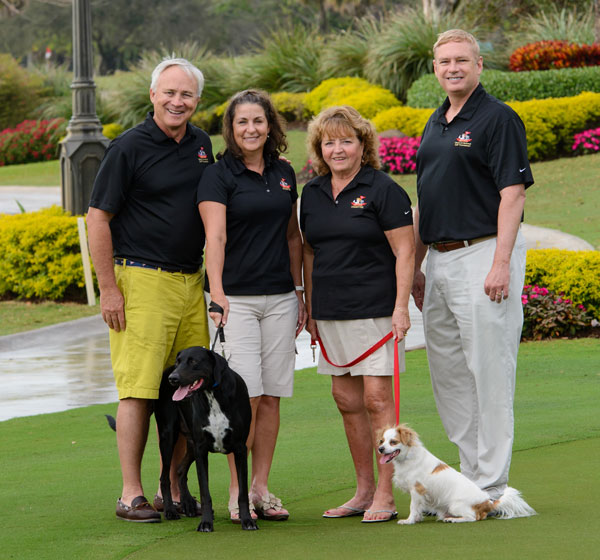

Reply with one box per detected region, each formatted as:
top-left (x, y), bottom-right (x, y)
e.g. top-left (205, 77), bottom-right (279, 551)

top-left (361, 375), bottom-right (397, 521)
top-left (117, 398), bottom-right (151, 505)
top-left (323, 374), bottom-right (375, 516)
top-left (249, 395), bottom-right (288, 516)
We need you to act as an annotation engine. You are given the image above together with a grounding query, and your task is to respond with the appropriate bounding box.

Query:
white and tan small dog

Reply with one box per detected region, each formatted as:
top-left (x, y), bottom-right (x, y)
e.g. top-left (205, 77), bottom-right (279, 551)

top-left (378, 425), bottom-right (536, 524)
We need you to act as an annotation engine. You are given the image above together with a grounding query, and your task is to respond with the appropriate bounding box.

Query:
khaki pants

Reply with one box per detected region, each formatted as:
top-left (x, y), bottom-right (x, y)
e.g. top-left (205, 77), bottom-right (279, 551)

top-left (423, 232), bottom-right (526, 496)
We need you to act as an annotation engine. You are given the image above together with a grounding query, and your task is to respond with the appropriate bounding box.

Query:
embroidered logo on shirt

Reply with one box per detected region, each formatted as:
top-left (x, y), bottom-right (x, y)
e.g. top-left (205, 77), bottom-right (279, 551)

top-left (197, 147), bottom-right (209, 163)
top-left (280, 177), bottom-right (291, 191)
top-left (454, 131), bottom-right (472, 147)
top-left (351, 195), bottom-right (367, 208)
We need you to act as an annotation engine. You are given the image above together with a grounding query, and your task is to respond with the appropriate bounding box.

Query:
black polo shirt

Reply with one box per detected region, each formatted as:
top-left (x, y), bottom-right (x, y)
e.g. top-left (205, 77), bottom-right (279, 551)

top-left (300, 166), bottom-right (413, 320)
top-left (416, 84), bottom-right (534, 244)
top-left (196, 151), bottom-right (297, 295)
top-left (89, 112), bottom-right (214, 270)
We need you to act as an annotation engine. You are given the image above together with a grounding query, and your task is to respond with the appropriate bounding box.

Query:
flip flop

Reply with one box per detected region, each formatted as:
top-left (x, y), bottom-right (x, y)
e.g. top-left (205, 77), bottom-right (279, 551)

top-left (323, 505), bottom-right (366, 518)
top-left (361, 509), bottom-right (398, 523)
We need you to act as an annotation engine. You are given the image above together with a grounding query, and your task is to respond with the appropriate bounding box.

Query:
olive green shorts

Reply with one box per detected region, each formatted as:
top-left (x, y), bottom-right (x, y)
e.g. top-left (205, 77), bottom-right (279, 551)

top-left (109, 264), bottom-right (209, 400)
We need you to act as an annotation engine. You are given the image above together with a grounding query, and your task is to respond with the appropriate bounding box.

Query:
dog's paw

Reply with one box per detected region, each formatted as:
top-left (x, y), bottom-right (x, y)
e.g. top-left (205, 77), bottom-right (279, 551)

top-left (397, 518), bottom-right (416, 525)
top-left (196, 521), bottom-right (214, 532)
top-left (242, 519), bottom-right (259, 531)
top-left (164, 508), bottom-right (181, 521)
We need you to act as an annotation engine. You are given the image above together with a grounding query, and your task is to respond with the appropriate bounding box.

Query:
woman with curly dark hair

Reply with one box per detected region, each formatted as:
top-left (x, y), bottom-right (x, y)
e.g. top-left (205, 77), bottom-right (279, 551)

top-left (197, 89), bottom-right (306, 523)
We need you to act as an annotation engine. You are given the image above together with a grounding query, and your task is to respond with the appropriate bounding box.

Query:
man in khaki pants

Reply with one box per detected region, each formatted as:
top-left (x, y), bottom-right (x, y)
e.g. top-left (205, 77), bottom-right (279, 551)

top-left (412, 29), bottom-right (534, 507)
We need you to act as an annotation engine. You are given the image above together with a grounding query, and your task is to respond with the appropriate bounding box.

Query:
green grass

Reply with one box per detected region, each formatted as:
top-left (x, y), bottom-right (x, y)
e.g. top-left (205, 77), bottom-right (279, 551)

top-left (0, 301), bottom-right (100, 336)
top-left (1, 339), bottom-right (599, 559)
top-left (0, 160), bottom-right (61, 186)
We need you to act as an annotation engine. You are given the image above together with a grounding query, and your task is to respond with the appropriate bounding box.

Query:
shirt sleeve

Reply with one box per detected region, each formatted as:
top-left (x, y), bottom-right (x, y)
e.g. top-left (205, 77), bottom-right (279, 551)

top-left (488, 113), bottom-right (534, 190)
top-left (374, 174), bottom-right (414, 231)
top-left (88, 143), bottom-right (134, 214)
top-left (196, 161), bottom-right (229, 205)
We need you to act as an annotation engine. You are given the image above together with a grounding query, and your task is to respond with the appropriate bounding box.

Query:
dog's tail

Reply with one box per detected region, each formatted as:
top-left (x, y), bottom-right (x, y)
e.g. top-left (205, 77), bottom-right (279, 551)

top-left (492, 487), bottom-right (536, 519)
top-left (105, 414), bottom-right (117, 432)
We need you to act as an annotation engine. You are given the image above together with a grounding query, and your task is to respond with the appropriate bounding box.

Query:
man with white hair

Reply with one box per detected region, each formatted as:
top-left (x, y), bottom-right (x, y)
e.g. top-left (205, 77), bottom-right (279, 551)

top-left (413, 30), bottom-right (534, 506)
top-left (87, 58), bottom-right (213, 522)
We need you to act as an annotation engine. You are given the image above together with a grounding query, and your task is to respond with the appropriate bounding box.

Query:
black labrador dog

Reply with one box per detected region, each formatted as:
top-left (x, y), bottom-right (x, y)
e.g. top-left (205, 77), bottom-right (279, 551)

top-left (155, 346), bottom-right (257, 532)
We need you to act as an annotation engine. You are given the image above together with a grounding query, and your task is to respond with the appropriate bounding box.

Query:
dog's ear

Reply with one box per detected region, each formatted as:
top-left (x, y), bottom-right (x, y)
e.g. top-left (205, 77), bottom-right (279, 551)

top-left (397, 424), bottom-right (417, 447)
top-left (211, 352), bottom-right (228, 386)
top-left (376, 428), bottom-right (387, 445)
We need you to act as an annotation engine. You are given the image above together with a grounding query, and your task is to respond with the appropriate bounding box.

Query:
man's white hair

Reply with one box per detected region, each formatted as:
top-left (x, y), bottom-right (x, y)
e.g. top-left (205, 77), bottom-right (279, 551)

top-left (150, 57), bottom-right (204, 97)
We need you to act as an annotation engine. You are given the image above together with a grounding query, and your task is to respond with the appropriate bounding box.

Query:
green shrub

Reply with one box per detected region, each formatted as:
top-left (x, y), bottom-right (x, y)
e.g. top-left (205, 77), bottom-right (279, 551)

top-left (363, 7), bottom-right (480, 102)
top-left (371, 106), bottom-right (433, 137)
top-left (0, 207), bottom-right (89, 301)
top-left (319, 16), bottom-right (382, 80)
top-left (525, 249), bottom-right (600, 319)
top-left (508, 4), bottom-right (597, 47)
top-left (304, 77), bottom-right (400, 119)
top-left (0, 54), bottom-right (49, 130)
top-left (407, 66), bottom-right (600, 108)
top-left (230, 25), bottom-right (325, 94)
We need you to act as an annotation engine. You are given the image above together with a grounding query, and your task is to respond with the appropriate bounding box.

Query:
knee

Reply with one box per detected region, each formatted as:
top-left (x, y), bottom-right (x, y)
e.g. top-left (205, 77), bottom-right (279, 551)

top-left (363, 389), bottom-right (394, 417)
top-left (331, 385), bottom-right (363, 415)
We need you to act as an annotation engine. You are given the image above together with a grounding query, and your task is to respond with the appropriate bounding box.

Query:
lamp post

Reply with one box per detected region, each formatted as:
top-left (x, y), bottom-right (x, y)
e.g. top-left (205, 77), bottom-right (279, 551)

top-left (60, 0), bottom-right (108, 215)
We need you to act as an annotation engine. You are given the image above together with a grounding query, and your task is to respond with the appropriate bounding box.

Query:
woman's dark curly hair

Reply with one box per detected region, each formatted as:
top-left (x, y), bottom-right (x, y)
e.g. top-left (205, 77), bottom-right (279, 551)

top-left (221, 89), bottom-right (288, 160)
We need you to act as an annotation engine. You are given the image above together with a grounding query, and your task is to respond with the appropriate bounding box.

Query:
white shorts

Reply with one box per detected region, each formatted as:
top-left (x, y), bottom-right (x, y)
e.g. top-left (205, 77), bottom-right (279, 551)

top-left (316, 316), bottom-right (405, 376)
top-left (210, 292), bottom-right (298, 398)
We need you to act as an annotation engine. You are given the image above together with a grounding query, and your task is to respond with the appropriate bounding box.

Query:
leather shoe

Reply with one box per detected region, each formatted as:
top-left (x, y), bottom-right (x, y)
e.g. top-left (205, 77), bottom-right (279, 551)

top-left (116, 496), bottom-right (161, 523)
top-left (153, 494), bottom-right (202, 516)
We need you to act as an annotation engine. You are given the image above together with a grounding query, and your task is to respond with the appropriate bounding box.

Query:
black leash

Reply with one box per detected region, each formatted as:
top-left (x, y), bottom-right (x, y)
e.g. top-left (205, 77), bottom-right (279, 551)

top-left (208, 301), bottom-right (226, 353)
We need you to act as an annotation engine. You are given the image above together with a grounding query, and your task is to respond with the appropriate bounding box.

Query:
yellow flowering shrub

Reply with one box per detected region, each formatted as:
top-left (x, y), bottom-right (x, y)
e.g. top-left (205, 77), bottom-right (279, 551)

top-left (191, 101), bottom-right (228, 135)
top-left (271, 92), bottom-right (307, 122)
top-left (371, 106), bottom-right (434, 137)
top-left (508, 92), bottom-right (600, 161)
top-left (304, 77), bottom-right (401, 119)
top-left (525, 249), bottom-right (600, 319)
top-left (102, 123), bottom-right (124, 140)
top-left (0, 206), bottom-right (90, 300)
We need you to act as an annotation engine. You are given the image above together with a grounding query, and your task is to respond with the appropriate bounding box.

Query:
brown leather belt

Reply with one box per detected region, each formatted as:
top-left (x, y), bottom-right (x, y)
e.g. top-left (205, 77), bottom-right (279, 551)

top-left (430, 235), bottom-right (496, 253)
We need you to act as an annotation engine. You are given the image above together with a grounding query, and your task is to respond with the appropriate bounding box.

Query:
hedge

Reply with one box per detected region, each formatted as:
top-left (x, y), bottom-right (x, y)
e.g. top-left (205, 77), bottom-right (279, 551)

top-left (0, 207), bottom-right (89, 301)
top-left (406, 66), bottom-right (600, 108)
top-left (374, 92), bottom-right (600, 162)
top-left (525, 249), bottom-right (600, 319)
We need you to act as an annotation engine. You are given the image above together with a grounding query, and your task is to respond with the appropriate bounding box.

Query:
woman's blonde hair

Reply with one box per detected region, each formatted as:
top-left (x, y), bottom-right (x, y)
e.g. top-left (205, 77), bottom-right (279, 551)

top-left (306, 105), bottom-right (380, 176)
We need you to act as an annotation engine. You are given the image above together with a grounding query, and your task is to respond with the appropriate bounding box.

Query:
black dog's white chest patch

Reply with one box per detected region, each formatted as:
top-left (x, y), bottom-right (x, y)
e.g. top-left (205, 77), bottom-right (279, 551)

top-left (204, 393), bottom-right (230, 453)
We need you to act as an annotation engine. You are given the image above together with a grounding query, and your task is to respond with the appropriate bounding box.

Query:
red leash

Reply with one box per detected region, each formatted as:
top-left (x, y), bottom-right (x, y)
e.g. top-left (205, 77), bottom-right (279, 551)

top-left (311, 333), bottom-right (401, 425)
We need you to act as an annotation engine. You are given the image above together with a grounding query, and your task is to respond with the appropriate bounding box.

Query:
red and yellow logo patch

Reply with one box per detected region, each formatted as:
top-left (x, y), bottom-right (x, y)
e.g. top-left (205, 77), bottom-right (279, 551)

top-left (280, 178), bottom-right (291, 191)
top-left (351, 195), bottom-right (367, 208)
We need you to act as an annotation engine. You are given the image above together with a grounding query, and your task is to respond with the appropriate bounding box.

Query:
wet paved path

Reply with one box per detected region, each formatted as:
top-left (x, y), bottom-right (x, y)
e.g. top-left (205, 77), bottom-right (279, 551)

top-left (0, 311), bottom-right (425, 422)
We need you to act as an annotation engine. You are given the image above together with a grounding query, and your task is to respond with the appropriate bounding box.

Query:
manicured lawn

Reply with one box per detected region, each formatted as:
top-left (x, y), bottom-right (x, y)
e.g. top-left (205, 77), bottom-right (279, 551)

top-left (0, 301), bottom-right (100, 336)
top-left (1, 339), bottom-right (598, 559)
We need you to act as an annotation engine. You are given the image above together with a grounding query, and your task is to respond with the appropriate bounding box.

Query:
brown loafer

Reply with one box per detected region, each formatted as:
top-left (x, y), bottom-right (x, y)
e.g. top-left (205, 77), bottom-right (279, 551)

top-left (116, 496), bottom-right (161, 523)
top-left (153, 494), bottom-right (202, 516)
